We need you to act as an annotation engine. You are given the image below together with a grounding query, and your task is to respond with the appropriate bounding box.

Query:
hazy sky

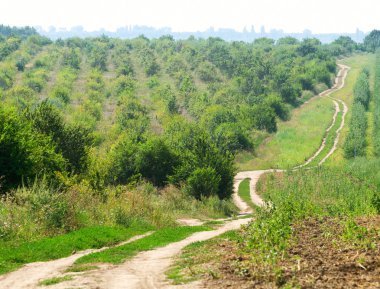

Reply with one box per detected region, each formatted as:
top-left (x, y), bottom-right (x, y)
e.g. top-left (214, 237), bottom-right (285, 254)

top-left (2, 0), bottom-right (380, 33)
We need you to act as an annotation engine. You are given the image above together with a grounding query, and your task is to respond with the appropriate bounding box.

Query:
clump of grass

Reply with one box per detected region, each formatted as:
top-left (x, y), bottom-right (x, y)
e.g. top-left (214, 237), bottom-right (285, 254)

top-left (238, 178), bottom-right (255, 208)
top-left (66, 264), bottom-right (98, 272)
top-left (75, 226), bottom-right (212, 265)
top-left (167, 230), bottom-right (239, 284)
top-left (38, 275), bottom-right (73, 286)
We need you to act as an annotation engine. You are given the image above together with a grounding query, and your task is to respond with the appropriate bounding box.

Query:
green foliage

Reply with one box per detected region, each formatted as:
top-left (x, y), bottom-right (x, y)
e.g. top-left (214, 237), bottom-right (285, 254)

top-left (344, 70), bottom-right (370, 158)
top-left (135, 138), bottom-right (178, 186)
top-left (373, 50), bottom-right (380, 156)
top-left (62, 47), bottom-right (81, 69)
top-left (0, 37), bottom-right (21, 61)
top-left (240, 166), bottom-right (378, 271)
top-left (0, 106), bottom-right (65, 191)
top-left (114, 75), bottom-right (136, 97)
top-left (185, 167), bottom-right (221, 199)
top-left (0, 62), bottom-right (16, 89)
top-left (0, 25), bottom-right (37, 39)
top-left (165, 119), bottom-right (235, 199)
top-left (353, 70), bottom-right (370, 109)
top-left (364, 30), bottom-right (380, 52)
top-left (28, 101), bottom-right (93, 173)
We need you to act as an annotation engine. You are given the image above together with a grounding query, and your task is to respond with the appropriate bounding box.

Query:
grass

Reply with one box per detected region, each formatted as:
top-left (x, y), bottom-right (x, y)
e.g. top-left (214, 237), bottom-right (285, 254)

top-left (236, 96), bottom-right (335, 170)
top-left (38, 275), bottom-right (73, 286)
top-left (166, 230), bottom-right (239, 284)
top-left (306, 102), bottom-right (343, 167)
top-left (74, 225), bottom-right (211, 266)
top-left (0, 225), bottom-right (151, 275)
top-left (238, 178), bottom-right (255, 208)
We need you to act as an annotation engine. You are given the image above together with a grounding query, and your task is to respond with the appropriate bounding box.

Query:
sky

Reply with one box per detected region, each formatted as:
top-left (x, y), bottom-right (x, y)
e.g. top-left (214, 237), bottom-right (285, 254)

top-left (1, 0), bottom-right (380, 33)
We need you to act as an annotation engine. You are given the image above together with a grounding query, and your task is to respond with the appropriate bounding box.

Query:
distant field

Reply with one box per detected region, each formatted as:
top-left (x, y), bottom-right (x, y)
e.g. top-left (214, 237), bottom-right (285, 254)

top-left (237, 53), bottom-right (375, 170)
top-left (236, 96), bottom-right (334, 170)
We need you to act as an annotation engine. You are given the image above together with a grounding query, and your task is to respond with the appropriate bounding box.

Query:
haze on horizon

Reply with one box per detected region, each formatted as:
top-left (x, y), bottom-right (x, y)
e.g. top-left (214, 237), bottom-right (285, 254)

top-left (2, 0), bottom-right (380, 34)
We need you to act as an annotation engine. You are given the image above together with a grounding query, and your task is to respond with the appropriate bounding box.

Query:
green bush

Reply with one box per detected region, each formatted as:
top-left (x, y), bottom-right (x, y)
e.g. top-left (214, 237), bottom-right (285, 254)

top-left (185, 167), bottom-right (221, 199)
top-left (373, 50), bottom-right (380, 156)
top-left (344, 70), bottom-right (370, 158)
top-left (0, 106), bottom-right (65, 192)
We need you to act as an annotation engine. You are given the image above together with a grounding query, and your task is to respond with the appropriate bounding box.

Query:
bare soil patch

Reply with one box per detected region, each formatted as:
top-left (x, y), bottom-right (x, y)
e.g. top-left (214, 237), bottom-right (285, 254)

top-left (202, 216), bottom-right (380, 289)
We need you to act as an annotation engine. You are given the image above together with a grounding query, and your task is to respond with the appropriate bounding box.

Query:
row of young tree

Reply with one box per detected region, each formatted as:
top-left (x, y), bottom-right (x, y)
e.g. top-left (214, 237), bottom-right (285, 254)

top-left (374, 50), bottom-right (380, 156)
top-left (344, 70), bottom-right (370, 158)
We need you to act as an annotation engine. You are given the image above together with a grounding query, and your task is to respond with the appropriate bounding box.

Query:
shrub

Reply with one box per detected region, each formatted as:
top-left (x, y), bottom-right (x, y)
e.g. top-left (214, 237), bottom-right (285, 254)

top-left (185, 167), bottom-right (221, 199)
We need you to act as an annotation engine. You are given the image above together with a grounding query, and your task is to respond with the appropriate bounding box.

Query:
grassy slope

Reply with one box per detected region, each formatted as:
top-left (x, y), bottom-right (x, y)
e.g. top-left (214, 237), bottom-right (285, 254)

top-left (0, 225), bottom-right (151, 275)
top-left (325, 53), bottom-right (376, 166)
top-left (74, 226), bottom-right (211, 266)
top-left (236, 96), bottom-right (334, 170)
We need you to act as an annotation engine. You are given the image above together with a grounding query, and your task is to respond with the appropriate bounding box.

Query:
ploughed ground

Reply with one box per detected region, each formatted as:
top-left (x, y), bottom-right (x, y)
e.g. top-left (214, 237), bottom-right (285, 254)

top-left (190, 216), bottom-right (380, 289)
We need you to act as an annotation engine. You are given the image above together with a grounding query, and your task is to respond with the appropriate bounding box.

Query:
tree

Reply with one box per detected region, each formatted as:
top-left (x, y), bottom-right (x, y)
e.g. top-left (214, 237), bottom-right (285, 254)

top-left (135, 138), bottom-right (178, 186)
top-left (27, 101), bottom-right (93, 173)
top-left (185, 167), bottom-right (221, 199)
top-left (364, 30), bottom-right (380, 52)
top-left (0, 106), bottom-right (65, 192)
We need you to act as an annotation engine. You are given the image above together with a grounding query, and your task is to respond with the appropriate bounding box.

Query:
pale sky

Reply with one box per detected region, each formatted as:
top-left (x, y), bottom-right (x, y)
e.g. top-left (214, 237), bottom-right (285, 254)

top-left (2, 0), bottom-right (380, 33)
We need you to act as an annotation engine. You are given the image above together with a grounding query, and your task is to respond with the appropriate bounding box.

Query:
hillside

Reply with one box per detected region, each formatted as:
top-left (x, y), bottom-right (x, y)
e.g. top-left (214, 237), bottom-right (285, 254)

top-left (1, 26), bottom-right (380, 288)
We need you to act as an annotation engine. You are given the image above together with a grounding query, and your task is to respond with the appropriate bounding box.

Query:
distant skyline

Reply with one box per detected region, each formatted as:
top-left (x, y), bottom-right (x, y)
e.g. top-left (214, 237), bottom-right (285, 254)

top-left (2, 0), bottom-right (380, 34)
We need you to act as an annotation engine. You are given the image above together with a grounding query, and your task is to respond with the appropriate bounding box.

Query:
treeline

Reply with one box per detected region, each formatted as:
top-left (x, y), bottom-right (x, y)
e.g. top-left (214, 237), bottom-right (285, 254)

top-left (344, 70), bottom-right (370, 158)
top-left (0, 25), bottom-right (37, 39)
top-left (374, 50), bottom-right (380, 155)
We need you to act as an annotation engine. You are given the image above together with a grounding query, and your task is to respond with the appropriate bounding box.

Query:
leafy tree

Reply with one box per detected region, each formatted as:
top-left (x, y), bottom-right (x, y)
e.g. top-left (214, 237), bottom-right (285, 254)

top-left (364, 30), bottom-right (380, 52)
top-left (185, 167), bottom-right (221, 199)
top-left (27, 101), bottom-right (93, 173)
top-left (135, 138), bottom-right (178, 186)
top-left (0, 106), bottom-right (65, 192)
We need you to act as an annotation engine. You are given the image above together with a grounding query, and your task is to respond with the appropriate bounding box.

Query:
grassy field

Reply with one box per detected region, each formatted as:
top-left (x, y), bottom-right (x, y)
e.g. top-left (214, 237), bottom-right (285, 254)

top-left (236, 96), bottom-right (334, 170)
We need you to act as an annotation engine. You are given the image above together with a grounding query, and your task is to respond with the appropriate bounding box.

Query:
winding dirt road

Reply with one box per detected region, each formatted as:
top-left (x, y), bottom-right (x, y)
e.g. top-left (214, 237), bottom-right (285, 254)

top-left (0, 64), bottom-right (350, 289)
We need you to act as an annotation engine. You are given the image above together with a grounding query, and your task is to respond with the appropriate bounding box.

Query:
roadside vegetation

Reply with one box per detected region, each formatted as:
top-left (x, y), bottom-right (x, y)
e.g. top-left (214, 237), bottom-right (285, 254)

top-left (344, 69), bottom-right (370, 157)
top-left (166, 31), bottom-right (380, 288)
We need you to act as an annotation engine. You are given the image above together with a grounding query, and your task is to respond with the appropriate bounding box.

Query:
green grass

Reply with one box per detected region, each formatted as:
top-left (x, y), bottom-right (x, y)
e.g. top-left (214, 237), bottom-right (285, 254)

top-left (306, 103), bottom-right (343, 167)
top-left (166, 230), bottom-right (239, 284)
top-left (236, 96), bottom-right (335, 170)
top-left (238, 178), bottom-right (255, 208)
top-left (38, 275), bottom-right (73, 286)
top-left (74, 226), bottom-right (212, 266)
top-left (0, 225), bottom-right (151, 275)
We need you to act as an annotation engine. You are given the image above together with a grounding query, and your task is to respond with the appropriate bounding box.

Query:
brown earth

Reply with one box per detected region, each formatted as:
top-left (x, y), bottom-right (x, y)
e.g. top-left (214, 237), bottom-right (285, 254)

top-left (202, 216), bottom-right (380, 289)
